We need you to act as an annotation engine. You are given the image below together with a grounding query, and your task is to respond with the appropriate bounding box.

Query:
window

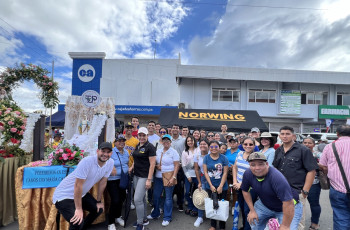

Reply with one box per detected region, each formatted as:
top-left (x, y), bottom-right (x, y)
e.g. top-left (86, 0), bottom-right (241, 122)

top-left (301, 92), bottom-right (327, 105)
top-left (212, 88), bottom-right (240, 102)
top-left (249, 89), bottom-right (276, 103)
top-left (337, 92), bottom-right (350, 105)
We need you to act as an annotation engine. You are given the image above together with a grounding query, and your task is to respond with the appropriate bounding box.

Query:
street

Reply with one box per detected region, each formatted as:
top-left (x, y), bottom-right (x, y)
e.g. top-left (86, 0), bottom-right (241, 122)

top-left (2, 189), bottom-right (333, 230)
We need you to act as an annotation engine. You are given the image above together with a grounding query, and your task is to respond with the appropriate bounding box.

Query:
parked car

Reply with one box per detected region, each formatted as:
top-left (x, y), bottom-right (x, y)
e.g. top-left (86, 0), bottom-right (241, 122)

top-left (301, 133), bottom-right (338, 142)
top-left (270, 132), bottom-right (304, 144)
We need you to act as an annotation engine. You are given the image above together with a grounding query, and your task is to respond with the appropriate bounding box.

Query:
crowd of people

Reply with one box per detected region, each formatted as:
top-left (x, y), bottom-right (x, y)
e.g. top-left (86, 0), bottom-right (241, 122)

top-left (52, 117), bottom-right (350, 230)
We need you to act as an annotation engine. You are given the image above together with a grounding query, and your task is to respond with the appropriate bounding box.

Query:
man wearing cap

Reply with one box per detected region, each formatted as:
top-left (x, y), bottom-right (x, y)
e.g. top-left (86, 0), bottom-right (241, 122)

top-left (241, 152), bottom-right (302, 230)
top-left (53, 142), bottom-right (114, 230)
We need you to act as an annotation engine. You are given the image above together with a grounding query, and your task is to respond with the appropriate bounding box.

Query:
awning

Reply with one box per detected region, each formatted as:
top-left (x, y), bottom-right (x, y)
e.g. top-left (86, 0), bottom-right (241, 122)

top-left (158, 108), bottom-right (268, 132)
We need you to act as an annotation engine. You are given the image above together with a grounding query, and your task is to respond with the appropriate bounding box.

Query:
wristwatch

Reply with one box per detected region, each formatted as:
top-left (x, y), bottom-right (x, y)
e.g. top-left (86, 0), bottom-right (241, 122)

top-left (302, 190), bottom-right (309, 195)
top-left (173, 176), bottom-right (177, 180)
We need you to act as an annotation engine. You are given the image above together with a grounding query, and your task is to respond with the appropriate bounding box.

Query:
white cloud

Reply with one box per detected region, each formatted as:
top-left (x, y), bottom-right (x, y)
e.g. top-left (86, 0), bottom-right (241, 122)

top-left (188, 0), bottom-right (350, 71)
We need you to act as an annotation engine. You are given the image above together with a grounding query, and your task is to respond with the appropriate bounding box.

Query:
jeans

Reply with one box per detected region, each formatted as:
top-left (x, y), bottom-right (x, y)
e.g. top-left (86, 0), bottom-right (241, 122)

top-left (55, 193), bottom-right (103, 230)
top-left (107, 179), bottom-right (126, 224)
top-left (307, 183), bottom-right (321, 224)
top-left (330, 186), bottom-right (350, 230)
top-left (151, 177), bottom-right (175, 221)
top-left (238, 188), bottom-right (257, 230)
top-left (185, 176), bottom-right (198, 211)
top-left (174, 167), bottom-right (185, 206)
top-left (250, 199), bottom-right (303, 230)
top-left (133, 176), bottom-right (147, 225)
top-left (206, 189), bottom-right (228, 229)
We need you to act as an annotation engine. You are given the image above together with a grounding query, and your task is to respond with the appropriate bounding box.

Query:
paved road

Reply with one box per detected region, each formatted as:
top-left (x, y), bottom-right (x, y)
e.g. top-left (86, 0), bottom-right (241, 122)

top-left (1, 190), bottom-right (333, 230)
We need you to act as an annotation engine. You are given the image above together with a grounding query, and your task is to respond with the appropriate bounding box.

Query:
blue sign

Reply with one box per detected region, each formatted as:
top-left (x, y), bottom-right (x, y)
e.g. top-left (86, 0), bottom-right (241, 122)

top-left (23, 165), bottom-right (76, 189)
top-left (115, 105), bottom-right (177, 115)
top-left (314, 128), bottom-right (320, 132)
top-left (72, 59), bottom-right (103, 96)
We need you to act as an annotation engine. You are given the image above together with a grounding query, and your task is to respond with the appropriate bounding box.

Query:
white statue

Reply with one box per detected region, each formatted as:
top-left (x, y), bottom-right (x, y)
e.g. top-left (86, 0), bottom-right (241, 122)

top-left (78, 115), bottom-right (90, 135)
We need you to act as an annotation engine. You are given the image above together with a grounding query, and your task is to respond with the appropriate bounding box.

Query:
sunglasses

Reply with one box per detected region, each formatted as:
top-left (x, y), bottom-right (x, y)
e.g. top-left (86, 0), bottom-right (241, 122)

top-left (243, 143), bottom-right (254, 146)
top-left (207, 135), bottom-right (214, 137)
top-left (210, 145), bottom-right (219, 149)
top-left (160, 131), bottom-right (167, 134)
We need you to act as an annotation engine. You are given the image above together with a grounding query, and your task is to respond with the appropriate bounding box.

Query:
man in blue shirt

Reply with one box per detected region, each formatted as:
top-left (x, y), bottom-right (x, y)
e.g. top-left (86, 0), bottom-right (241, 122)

top-left (241, 152), bottom-right (302, 230)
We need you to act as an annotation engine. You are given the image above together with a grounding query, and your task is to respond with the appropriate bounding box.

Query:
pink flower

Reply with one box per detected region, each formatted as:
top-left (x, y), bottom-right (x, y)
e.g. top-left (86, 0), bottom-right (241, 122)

top-left (47, 161), bottom-right (52, 166)
top-left (11, 138), bottom-right (20, 144)
top-left (0, 111), bottom-right (2, 115)
top-left (21, 125), bottom-right (26, 130)
top-left (0, 126), bottom-right (4, 131)
top-left (43, 83), bottom-right (46, 86)
top-left (62, 154), bottom-right (68, 160)
top-left (7, 108), bottom-right (12, 111)
top-left (14, 111), bottom-right (21, 115)
top-left (73, 151), bottom-right (77, 155)
top-left (48, 82), bottom-right (53, 86)
top-left (19, 130), bottom-right (24, 135)
top-left (10, 128), bottom-right (17, 133)
top-left (59, 149), bottom-right (63, 153)
top-left (43, 75), bottom-right (48, 79)
top-left (4, 110), bottom-right (10, 114)
top-left (81, 150), bottom-right (84, 152)
top-left (8, 121), bottom-right (14, 125)
top-left (55, 150), bottom-right (60, 154)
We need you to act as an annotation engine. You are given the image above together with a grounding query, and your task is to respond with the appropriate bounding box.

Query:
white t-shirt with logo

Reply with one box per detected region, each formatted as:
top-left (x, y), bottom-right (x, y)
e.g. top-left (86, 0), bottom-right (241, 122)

top-left (155, 147), bottom-right (180, 178)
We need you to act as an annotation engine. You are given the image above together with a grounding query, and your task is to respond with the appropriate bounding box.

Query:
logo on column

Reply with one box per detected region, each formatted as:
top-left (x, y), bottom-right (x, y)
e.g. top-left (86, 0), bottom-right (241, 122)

top-left (78, 64), bottom-right (95, 82)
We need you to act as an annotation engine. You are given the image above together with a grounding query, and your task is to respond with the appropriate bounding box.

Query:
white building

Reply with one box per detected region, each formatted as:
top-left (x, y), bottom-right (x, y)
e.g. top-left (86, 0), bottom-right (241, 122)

top-left (68, 52), bottom-right (350, 132)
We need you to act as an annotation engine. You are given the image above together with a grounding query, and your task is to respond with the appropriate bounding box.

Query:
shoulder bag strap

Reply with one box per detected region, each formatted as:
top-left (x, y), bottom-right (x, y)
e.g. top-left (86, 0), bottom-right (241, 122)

top-left (115, 150), bottom-right (123, 172)
top-left (332, 142), bottom-right (350, 194)
top-left (159, 150), bottom-right (165, 167)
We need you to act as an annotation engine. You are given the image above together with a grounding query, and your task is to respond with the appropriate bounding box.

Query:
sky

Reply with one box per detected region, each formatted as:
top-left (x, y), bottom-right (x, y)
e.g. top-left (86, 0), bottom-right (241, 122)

top-left (0, 0), bottom-right (350, 113)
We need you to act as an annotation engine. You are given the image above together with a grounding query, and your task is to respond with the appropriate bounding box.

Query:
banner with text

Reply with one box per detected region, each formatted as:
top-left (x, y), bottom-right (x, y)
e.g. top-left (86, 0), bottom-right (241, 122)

top-left (280, 90), bottom-right (301, 114)
top-left (23, 165), bottom-right (76, 189)
top-left (319, 105), bottom-right (350, 119)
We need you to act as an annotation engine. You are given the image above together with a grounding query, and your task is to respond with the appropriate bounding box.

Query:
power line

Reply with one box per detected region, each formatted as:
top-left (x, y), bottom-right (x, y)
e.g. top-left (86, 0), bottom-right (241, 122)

top-left (141, 0), bottom-right (328, 11)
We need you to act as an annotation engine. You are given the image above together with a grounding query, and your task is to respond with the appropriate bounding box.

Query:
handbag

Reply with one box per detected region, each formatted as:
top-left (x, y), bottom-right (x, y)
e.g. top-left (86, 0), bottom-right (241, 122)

top-left (159, 150), bottom-right (177, 187)
top-left (332, 143), bottom-right (350, 203)
top-left (319, 170), bottom-right (330, 190)
top-left (204, 194), bottom-right (229, 222)
top-left (116, 151), bottom-right (129, 189)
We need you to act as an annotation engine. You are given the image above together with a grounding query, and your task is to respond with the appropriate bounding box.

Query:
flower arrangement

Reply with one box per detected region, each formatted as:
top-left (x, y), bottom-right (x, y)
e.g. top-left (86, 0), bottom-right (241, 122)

top-left (47, 143), bottom-right (85, 166)
top-left (0, 63), bottom-right (59, 109)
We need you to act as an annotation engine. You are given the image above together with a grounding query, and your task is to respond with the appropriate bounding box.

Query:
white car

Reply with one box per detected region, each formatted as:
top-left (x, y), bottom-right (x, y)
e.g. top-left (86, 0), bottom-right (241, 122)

top-left (301, 133), bottom-right (338, 142)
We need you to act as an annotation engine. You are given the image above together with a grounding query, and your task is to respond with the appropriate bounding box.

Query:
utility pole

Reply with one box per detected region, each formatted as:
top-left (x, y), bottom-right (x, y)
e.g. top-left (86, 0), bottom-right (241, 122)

top-left (49, 60), bottom-right (54, 139)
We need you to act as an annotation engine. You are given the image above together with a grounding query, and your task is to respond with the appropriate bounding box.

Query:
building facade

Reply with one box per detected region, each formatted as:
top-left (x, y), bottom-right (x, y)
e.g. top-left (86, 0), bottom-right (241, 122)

top-left (68, 52), bottom-right (350, 132)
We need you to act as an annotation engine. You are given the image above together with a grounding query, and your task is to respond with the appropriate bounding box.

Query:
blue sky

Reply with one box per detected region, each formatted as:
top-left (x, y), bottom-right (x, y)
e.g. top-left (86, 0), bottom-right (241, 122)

top-left (1, 0), bottom-right (350, 112)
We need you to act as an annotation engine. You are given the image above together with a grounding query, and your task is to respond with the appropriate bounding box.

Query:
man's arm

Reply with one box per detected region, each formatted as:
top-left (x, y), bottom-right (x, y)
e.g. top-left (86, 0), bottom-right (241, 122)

top-left (302, 170), bottom-right (316, 198)
top-left (70, 178), bottom-right (85, 225)
top-left (280, 200), bottom-right (294, 230)
top-left (242, 190), bottom-right (258, 225)
top-left (96, 177), bottom-right (108, 212)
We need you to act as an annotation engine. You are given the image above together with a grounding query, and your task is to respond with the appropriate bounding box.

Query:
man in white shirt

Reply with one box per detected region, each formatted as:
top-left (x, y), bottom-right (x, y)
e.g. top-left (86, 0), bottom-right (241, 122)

top-left (53, 142), bottom-right (114, 230)
top-left (147, 121), bottom-right (160, 144)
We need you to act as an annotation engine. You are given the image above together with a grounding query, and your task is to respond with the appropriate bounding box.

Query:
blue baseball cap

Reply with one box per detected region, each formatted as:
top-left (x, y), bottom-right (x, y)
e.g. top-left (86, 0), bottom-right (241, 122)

top-left (162, 134), bottom-right (172, 141)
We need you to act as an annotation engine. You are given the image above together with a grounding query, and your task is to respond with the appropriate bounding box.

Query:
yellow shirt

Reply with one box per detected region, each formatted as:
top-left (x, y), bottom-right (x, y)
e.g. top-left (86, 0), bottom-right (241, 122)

top-left (125, 136), bottom-right (139, 167)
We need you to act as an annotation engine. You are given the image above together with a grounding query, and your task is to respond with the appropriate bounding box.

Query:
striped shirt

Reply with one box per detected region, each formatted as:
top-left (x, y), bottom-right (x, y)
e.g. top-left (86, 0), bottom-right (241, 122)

top-left (236, 151), bottom-right (250, 183)
top-left (320, 136), bottom-right (350, 194)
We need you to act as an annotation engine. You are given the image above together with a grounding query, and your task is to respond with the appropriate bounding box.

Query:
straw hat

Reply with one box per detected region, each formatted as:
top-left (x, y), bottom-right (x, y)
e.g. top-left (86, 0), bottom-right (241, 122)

top-left (192, 189), bottom-right (209, 210)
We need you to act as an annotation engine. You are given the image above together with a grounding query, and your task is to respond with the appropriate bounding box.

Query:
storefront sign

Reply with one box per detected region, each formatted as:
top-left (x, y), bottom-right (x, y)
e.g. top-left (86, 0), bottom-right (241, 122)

top-left (81, 90), bottom-right (101, 108)
top-left (23, 165), bottom-right (76, 189)
top-left (178, 112), bottom-right (246, 121)
top-left (319, 105), bottom-right (350, 119)
top-left (280, 90), bottom-right (301, 114)
top-left (115, 105), bottom-right (177, 115)
top-left (78, 64), bottom-right (95, 82)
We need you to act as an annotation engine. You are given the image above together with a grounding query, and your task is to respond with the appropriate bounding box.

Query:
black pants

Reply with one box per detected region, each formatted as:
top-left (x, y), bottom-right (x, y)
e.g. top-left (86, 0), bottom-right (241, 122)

top-left (107, 179), bottom-right (126, 224)
top-left (173, 167), bottom-right (185, 206)
top-left (55, 193), bottom-right (103, 230)
top-left (206, 189), bottom-right (228, 230)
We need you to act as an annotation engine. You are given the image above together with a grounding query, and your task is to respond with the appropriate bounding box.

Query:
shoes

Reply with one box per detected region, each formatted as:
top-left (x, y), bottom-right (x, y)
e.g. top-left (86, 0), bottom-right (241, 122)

top-left (178, 204), bottom-right (184, 212)
top-left (147, 214), bottom-right (160, 220)
top-left (194, 217), bottom-right (203, 227)
top-left (115, 216), bottom-right (125, 227)
top-left (131, 202), bottom-right (135, 210)
top-left (162, 220), bottom-right (170, 226)
top-left (133, 219), bottom-right (149, 227)
top-left (108, 224), bottom-right (116, 230)
top-left (190, 210), bottom-right (198, 217)
top-left (185, 209), bottom-right (191, 215)
top-left (136, 224), bottom-right (144, 230)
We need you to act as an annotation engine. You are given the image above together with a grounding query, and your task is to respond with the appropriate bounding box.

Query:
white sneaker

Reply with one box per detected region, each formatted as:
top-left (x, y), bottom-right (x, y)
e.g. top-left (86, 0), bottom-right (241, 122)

top-left (115, 216), bottom-right (125, 227)
top-left (194, 217), bottom-right (203, 227)
top-left (131, 202), bottom-right (135, 210)
top-left (108, 224), bottom-right (116, 230)
top-left (162, 220), bottom-right (170, 226)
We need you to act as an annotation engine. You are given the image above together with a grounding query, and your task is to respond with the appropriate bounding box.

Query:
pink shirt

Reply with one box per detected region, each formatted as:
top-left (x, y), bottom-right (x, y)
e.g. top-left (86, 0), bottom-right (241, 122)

top-left (320, 136), bottom-right (350, 193)
top-left (181, 147), bottom-right (200, 178)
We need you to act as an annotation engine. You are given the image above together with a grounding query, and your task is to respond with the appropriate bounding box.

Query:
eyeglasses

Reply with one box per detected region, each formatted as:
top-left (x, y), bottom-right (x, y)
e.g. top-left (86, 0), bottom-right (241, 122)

top-left (160, 131), bottom-right (167, 134)
top-left (207, 135), bottom-right (214, 137)
top-left (239, 136), bottom-right (245, 138)
top-left (243, 143), bottom-right (254, 146)
top-left (209, 146), bottom-right (219, 149)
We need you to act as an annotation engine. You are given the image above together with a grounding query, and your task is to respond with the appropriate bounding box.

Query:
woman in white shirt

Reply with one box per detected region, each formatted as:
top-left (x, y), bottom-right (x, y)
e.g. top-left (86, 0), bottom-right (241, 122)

top-left (147, 134), bottom-right (179, 227)
top-left (182, 136), bottom-right (200, 216)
